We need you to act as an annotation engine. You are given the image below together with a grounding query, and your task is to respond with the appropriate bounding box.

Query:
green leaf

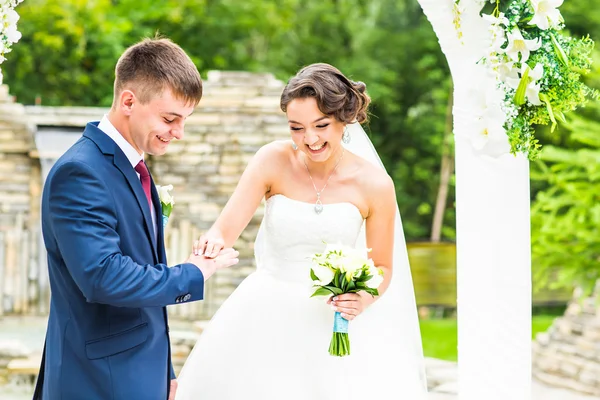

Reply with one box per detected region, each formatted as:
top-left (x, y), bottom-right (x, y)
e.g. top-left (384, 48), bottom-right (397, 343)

top-left (310, 287), bottom-right (334, 298)
top-left (347, 280), bottom-right (356, 291)
top-left (162, 203), bottom-right (173, 218)
top-left (514, 66), bottom-right (530, 106)
top-left (555, 110), bottom-right (567, 124)
top-left (310, 269), bottom-right (319, 281)
top-left (550, 33), bottom-right (570, 67)
top-left (324, 286), bottom-right (343, 295)
top-left (337, 271), bottom-right (345, 288)
top-left (539, 93), bottom-right (557, 132)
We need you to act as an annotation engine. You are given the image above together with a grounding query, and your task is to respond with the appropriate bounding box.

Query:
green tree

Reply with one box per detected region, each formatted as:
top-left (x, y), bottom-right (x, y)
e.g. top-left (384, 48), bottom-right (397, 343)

top-left (5, 0), bottom-right (131, 105)
top-left (531, 98), bottom-right (600, 294)
top-left (5, 0), bottom-right (453, 240)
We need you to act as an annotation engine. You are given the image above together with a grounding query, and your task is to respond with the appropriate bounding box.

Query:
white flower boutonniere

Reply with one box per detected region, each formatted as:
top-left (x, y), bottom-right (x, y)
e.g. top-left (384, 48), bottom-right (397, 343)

top-left (156, 184), bottom-right (175, 228)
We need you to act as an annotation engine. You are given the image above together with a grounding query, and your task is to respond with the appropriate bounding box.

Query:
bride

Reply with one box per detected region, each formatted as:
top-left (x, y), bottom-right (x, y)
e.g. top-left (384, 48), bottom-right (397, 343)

top-left (175, 63), bottom-right (428, 399)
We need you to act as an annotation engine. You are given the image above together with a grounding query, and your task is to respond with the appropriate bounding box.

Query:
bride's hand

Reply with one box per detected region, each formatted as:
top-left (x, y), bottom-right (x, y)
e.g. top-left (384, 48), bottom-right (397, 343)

top-left (327, 292), bottom-right (375, 321)
top-left (194, 228), bottom-right (225, 258)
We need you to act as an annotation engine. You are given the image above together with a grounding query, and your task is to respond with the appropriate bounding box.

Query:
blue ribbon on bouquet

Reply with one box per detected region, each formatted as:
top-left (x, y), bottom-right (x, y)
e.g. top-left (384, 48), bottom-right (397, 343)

top-left (162, 215), bottom-right (169, 229)
top-left (333, 311), bottom-right (348, 333)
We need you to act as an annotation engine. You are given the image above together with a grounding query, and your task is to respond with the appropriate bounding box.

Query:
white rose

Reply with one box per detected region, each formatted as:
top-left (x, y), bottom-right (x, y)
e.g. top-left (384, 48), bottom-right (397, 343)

top-left (365, 264), bottom-right (384, 289)
top-left (157, 184), bottom-right (175, 205)
top-left (311, 264), bottom-right (334, 286)
top-left (340, 256), bottom-right (366, 276)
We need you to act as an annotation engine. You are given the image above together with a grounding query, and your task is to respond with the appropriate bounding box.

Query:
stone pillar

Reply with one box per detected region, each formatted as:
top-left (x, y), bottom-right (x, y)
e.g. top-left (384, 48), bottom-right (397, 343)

top-left (0, 85), bottom-right (42, 316)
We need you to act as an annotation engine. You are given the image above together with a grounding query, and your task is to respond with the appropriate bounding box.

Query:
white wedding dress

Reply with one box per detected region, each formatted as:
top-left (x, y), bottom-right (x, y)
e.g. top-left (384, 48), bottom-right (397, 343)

top-left (175, 193), bottom-right (428, 400)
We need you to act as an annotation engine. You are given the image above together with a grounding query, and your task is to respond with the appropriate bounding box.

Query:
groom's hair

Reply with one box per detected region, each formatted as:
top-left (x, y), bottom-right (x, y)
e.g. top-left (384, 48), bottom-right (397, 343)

top-left (113, 37), bottom-right (202, 106)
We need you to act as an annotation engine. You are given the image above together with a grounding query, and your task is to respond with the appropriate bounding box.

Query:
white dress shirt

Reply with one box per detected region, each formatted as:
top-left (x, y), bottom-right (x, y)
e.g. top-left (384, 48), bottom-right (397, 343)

top-left (98, 115), bottom-right (158, 242)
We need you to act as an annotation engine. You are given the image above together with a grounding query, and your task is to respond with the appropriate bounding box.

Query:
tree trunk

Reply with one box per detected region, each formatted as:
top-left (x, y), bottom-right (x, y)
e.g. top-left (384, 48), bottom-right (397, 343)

top-left (431, 84), bottom-right (455, 242)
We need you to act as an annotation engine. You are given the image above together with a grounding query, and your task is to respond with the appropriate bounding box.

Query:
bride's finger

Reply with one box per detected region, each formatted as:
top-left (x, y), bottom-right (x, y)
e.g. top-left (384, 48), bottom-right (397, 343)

top-left (193, 240), bottom-right (202, 256)
top-left (208, 239), bottom-right (224, 258)
top-left (195, 236), bottom-right (209, 255)
top-left (340, 312), bottom-right (355, 321)
top-left (204, 243), bottom-right (215, 257)
top-left (332, 305), bottom-right (355, 315)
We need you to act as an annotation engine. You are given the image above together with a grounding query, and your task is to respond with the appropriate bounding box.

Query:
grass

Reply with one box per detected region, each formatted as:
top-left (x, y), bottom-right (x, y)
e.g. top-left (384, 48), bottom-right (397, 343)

top-left (420, 315), bottom-right (557, 361)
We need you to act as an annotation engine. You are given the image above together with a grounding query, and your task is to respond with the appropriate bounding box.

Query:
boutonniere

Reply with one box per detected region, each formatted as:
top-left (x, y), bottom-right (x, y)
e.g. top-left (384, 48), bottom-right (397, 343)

top-left (156, 185), bottom-right (175, 228)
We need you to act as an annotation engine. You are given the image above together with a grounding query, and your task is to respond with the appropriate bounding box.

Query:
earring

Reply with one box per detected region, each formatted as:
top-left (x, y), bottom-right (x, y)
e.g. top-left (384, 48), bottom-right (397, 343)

top-left (342, 127), bottom-right (351, 144)
top-left (292, 142), bottom-right (298, 150)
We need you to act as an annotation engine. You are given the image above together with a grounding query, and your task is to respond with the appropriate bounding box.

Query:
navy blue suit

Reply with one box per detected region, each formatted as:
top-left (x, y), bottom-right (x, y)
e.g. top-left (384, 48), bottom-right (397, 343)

top-left (33, 122), bottom-right (204, 399)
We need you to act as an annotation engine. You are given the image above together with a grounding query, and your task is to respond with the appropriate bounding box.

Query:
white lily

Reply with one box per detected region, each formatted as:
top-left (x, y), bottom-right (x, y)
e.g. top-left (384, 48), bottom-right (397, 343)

top-left (529, 0), bottom-right (564, 30)
top-left (504, 29), bottom-right (542, 62)
top-left (157, 184), bottom-right (175, 206)
top-left (482, 12), bottom-right (509, 53)
top-left (467, 85), bottom-right (511, 155)
top-left (497, 61), bottom-right (520, 85)
top-left (4, 9), bottom-right (22, 44)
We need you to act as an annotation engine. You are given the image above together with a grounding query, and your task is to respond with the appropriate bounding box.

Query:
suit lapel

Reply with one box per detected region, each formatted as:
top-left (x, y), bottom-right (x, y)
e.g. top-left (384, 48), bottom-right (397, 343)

top-left (113, 153), bottom-right (159, 262)
top-left (83, 123), bottom-right (159, 262)
top-left (150, 176), bottom-right (167, 264)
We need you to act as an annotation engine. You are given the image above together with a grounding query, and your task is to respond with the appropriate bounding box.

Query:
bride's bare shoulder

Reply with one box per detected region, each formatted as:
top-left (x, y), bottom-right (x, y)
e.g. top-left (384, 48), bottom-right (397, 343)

top-left (245, 140), bottom-right (295, 180)
top-left (352, 155), bottom-right (396, 203)
top-left (252, 140), bottom-right (294, 165)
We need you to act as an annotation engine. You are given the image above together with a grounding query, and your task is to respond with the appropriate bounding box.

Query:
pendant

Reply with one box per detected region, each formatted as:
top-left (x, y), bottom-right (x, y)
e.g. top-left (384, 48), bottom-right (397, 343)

top-left (314, 199), bottom-right (323, 215)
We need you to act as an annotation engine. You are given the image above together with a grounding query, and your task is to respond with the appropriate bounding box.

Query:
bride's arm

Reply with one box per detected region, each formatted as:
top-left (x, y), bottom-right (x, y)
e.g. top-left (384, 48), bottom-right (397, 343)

top-left (330, 170), bottom-right (396, 320)
top-left (195, 142), bottom-right (282, 257)
top-left (363, 172), bottom-right (397, 298)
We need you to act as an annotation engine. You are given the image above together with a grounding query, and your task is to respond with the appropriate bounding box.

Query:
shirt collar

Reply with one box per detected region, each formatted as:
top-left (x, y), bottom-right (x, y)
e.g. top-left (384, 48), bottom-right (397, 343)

top-left (98, 115), bottom-right (143, 168)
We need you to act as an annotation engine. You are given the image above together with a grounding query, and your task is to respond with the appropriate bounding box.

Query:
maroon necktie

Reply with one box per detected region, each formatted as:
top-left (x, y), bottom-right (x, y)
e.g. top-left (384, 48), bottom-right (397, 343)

top-left (134, 160), bottom-right (152, 209)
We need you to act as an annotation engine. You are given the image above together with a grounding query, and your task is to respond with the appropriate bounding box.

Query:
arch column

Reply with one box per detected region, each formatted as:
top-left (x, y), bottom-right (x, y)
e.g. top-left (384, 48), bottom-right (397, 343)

top-left (416, 1), bottom-right (532, 399)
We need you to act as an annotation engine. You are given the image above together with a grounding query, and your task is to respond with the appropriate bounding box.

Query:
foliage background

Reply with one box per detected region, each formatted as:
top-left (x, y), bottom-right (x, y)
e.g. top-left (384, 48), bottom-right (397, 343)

top-left (5, 0), bottom-right (600, 292)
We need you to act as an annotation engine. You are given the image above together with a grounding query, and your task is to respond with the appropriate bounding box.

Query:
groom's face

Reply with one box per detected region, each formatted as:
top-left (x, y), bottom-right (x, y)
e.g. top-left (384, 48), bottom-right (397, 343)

top-left (127, 87), bottom-right (195, 156)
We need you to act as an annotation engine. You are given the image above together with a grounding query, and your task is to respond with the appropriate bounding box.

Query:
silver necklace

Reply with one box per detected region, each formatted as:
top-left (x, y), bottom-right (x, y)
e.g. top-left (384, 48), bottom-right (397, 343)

top-left (302, 149), bottom-right (345, 214)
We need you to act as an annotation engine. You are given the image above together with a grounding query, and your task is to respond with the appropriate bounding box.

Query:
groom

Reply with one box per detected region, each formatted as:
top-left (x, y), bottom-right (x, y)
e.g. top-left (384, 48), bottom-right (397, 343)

top-left (32, 38), bottom-right (239, 400)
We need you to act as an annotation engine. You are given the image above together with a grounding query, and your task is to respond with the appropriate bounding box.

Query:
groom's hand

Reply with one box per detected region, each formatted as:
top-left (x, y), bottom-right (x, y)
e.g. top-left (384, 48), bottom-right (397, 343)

top-left (168, 379), bottom-right (177, 400)
top-left (185, 247), bottom-right (239, 281)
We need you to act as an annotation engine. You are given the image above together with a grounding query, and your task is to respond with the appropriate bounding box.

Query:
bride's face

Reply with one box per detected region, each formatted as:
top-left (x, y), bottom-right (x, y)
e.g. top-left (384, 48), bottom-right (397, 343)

top-left (286, 97), bottom-right (345, 163)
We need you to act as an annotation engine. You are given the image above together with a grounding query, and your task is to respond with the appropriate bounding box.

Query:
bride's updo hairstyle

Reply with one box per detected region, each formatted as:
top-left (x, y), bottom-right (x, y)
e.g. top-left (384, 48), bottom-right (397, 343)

top-left (280, 63), bottom-right (371, 124)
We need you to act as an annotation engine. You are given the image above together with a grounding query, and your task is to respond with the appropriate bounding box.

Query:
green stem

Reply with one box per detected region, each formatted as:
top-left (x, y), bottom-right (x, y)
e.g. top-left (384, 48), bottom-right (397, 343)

top-left (493, 0), bottom-right (501, 17)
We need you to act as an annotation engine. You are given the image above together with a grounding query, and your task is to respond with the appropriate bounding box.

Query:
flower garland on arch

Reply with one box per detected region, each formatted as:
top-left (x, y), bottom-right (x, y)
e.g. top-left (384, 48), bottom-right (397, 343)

top-left (0, 0), bottom-right (24, 83)
top-left (456, 0), bottom-right (598, 160)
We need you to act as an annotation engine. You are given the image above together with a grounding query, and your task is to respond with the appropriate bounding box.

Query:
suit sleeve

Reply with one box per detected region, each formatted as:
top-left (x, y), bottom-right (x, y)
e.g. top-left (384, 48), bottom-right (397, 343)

top-left (47, 160), bottom-right (205, 308)
top-left (170, 361), bottom-right (176, 380)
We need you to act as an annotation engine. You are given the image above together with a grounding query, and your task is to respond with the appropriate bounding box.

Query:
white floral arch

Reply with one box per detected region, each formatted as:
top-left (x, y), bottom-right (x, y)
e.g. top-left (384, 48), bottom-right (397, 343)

top-left (417, 1), bottom-right (596, 399)
top-left (0, 1), bottom-right (24, 83)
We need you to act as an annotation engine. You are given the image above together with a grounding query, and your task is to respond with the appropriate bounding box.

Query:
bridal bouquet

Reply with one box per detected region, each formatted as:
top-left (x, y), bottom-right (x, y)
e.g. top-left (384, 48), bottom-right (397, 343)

top-left (309, 243), bottom-right (384, 357)
top-left (157, 184), bottom-right (175, 228)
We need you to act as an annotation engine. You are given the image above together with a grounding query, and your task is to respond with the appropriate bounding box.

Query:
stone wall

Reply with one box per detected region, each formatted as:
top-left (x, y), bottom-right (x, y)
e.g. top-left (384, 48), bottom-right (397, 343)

top-left (150, 71), bottom-right (289, 319)
top-left (0, 85), bottom-right (43, 317)
top-left (0, 71), bottom-right (289, 320)
top-left (533, 289), bottom-right (600, 396)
